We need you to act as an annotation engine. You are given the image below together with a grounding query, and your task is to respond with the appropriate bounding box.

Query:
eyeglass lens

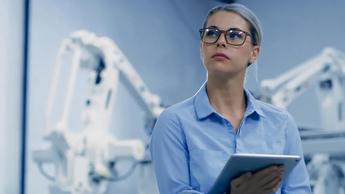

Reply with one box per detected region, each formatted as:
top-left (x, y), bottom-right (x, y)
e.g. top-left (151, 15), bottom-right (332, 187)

top-left (202, 28), bottom-right (247, 45)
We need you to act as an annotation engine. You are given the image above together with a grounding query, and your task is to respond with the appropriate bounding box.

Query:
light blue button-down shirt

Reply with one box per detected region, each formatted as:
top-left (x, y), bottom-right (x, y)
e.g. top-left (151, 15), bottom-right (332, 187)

top-left (150, 83), bottom-right (312, 194)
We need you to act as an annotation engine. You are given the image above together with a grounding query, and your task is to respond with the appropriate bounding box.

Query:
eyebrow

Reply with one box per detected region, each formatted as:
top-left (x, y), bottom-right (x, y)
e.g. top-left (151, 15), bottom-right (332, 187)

top-left (206, 26), bottom-right (246, 32)
top-left (207, 25), bottom-right (219, 29)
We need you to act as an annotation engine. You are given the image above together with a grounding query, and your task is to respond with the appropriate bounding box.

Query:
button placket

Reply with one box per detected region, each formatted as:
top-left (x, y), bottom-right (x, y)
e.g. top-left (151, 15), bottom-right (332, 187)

top-left (235, 117), bottom-right (247, 153)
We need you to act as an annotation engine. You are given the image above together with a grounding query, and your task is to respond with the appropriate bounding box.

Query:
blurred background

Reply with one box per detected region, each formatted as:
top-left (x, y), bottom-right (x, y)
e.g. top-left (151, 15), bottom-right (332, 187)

top-left (1, 0), bottom-right (345, 193)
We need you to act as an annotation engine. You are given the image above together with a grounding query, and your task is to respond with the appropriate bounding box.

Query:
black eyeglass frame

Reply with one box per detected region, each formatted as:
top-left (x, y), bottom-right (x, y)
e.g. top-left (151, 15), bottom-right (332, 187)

top-left (199, 27), bottom-right (252, 46)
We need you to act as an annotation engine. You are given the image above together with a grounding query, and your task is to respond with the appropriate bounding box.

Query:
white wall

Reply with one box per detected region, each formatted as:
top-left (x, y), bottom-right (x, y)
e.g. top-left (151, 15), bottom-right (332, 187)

top-left (0, 0), bottom-right (24, 194)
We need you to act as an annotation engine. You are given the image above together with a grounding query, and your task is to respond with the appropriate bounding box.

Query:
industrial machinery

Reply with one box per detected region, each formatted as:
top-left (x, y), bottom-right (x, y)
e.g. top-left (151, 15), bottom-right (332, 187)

top-left (32, 30), bottom-right (164, 194)
top-left (260, 47), bottom-right (345, 194)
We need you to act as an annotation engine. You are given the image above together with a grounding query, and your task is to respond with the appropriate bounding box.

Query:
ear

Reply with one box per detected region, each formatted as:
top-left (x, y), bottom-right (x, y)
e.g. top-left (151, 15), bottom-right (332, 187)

top-left (249, 45), bottom-right (260, 64)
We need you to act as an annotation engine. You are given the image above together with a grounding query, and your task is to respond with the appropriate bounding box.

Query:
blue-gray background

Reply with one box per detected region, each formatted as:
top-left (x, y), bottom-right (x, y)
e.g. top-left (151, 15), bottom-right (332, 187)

top-left (22, 0), bottom-right (345, 194)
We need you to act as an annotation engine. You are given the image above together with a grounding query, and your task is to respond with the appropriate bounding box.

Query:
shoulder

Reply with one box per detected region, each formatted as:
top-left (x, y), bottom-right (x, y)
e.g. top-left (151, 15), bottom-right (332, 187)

top-left (255, 100), bottom-right (300, 140)
top-left (159, 96), bottom-right (196, 121)
top-left (151, 97), bottom-right (196, 146)
top-left (255, 99), bottom-right (293, 124)
top-left (153, 96), bottom-right (195, 130)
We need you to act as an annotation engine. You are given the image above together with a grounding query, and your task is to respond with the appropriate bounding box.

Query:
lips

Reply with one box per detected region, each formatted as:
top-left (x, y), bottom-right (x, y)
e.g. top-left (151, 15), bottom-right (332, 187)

top-left (211, 53), bottom-right (230, 60)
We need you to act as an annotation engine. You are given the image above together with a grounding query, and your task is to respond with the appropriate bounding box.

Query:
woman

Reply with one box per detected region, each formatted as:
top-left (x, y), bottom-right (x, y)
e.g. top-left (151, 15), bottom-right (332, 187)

top-left (150, 3), bottom-right (312, 194)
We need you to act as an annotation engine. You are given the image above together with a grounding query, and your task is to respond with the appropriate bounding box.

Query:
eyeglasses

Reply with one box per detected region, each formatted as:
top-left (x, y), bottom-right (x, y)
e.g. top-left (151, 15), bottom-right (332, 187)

top-left (199, 27), bottom-right (251, 46)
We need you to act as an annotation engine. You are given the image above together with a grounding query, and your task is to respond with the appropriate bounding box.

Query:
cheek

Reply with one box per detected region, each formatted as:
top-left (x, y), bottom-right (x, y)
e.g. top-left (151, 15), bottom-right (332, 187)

top-left (234, 48), bottom-right (252, 63)
top-left (200, 45), bottom-right (209, 63)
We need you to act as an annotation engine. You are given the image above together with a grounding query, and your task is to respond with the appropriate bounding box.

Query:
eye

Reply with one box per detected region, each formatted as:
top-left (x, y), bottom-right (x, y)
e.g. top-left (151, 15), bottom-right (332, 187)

top-left (204, 28), bottom-right (220, 38)
top-left (227, 30), bottom-right (244, 40)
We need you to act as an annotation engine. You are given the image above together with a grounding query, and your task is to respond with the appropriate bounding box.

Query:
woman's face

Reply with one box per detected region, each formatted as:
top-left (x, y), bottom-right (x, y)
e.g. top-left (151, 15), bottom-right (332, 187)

top-left (200, 11), bottom-right (260, 79)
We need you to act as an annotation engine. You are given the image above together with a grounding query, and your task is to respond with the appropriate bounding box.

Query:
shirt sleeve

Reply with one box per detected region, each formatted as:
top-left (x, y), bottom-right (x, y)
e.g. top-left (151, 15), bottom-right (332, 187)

top-left (282, 112), bottom-right (312, 194)
top-left (150, 110), bottom-right (205, 194)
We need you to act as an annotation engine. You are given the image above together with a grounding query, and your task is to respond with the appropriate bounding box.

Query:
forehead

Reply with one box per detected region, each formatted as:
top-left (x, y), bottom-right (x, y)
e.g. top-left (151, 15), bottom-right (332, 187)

top-left (206, 11), bottom-right (250, 31)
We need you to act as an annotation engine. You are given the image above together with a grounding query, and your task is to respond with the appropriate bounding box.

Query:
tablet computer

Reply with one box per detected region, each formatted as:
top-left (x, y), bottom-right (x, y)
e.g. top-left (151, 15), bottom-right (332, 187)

top-left (208, 153), bottom-right (301, 194)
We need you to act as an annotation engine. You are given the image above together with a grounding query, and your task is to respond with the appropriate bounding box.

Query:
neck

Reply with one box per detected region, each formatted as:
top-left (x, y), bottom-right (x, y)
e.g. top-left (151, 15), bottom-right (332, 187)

top-left (206, 75), bottom-right (246, 120)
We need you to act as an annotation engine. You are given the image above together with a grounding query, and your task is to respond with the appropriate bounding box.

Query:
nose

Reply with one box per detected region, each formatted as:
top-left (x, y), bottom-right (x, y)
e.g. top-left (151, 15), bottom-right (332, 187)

top-left (216, 32), bottom-right (227, 48)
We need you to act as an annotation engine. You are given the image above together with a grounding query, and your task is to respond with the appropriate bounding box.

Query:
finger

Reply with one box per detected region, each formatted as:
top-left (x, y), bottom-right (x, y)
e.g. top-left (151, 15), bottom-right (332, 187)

top-left (277, 165), bottom-right (285, 174)
top-left (262, 176), bottom-right (282, 192)
top-left (231, 172), bottom-right (252, 187)
top-left (263, 185), bottom-right (280, 193)
top-left (256, 169), bottom-right (283, 187)
top-left (255, 166), bottom-right (278, 176)
top-left (255, 169), bottom-right (284, 186)
top-left (254, 165), bottom-right (283, 180)
top-left (232, 172), bottom-right (252, 187)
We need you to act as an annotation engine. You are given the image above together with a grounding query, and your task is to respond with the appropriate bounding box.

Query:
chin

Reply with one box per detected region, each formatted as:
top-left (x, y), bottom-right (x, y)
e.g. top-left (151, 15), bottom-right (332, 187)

top-left (208, 63), bottom-right (234, 72)
top-left (208, 66), bottom-right (245, 78)
top-left (208, 69), bottom-right (236, 77)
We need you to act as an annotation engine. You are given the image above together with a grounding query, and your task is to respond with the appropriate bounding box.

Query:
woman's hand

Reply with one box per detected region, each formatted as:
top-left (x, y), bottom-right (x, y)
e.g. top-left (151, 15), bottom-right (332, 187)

top-left (229, 165), bottom-right (284, 194)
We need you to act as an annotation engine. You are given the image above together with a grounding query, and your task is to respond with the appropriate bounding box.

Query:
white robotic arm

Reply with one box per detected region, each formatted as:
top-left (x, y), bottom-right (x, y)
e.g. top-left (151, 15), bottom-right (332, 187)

top-left (33, 30), bottom-right (164, 194)
top-left (260, 47), bottom-right (345, 130)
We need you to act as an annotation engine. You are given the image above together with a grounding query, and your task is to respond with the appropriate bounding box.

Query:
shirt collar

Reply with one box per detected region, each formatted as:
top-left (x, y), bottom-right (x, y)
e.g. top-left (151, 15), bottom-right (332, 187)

top-left (193, 82), bottom-right (214, 119)
top-left (243, 88), bottom-right (266, 118)
top-left (193, 82), bottom-right (266, 120)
